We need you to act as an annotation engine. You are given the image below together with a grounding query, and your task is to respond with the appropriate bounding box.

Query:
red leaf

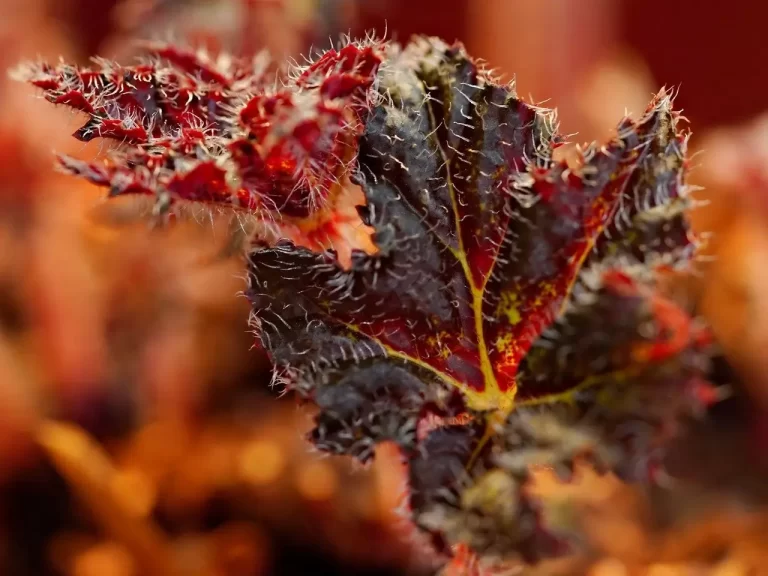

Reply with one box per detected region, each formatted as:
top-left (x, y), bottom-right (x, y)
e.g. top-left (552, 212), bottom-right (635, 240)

top-left (246, 38), bottom-right (713, 561)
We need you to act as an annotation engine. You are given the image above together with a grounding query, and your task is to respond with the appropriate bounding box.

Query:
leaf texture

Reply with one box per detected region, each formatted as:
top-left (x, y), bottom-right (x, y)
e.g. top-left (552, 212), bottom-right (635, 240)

top-left (246, 37), bottom-right (713, 562)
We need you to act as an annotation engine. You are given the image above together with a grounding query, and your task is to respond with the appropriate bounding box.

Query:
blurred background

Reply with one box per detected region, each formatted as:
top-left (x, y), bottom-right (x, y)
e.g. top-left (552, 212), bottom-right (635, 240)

top-left (2, 1), bottom-right (768, 575)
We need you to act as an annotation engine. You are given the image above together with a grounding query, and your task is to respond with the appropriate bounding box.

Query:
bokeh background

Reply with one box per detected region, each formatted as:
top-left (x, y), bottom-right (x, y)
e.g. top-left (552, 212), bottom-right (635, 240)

top-left (2, 1), bottom-right (768, 575)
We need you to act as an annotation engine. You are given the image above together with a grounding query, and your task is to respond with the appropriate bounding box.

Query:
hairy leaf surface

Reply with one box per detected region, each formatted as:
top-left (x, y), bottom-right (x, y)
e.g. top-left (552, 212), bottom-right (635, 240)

top-left (247, 38), bottom-right (712, 561)
top-left (248, 38), bottom-right (697, 417)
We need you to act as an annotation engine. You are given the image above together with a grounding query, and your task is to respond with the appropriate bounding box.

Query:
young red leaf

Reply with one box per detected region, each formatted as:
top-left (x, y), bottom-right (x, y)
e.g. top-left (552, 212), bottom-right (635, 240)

top-left (14, 39), bottom-right (384, 246)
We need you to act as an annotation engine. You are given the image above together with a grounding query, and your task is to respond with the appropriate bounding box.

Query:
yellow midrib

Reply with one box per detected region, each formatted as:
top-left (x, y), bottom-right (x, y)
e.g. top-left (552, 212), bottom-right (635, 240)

top-left (426, 89), bottom-right (513, 413)
top-left (455, 249), bottom-right (513, 412)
